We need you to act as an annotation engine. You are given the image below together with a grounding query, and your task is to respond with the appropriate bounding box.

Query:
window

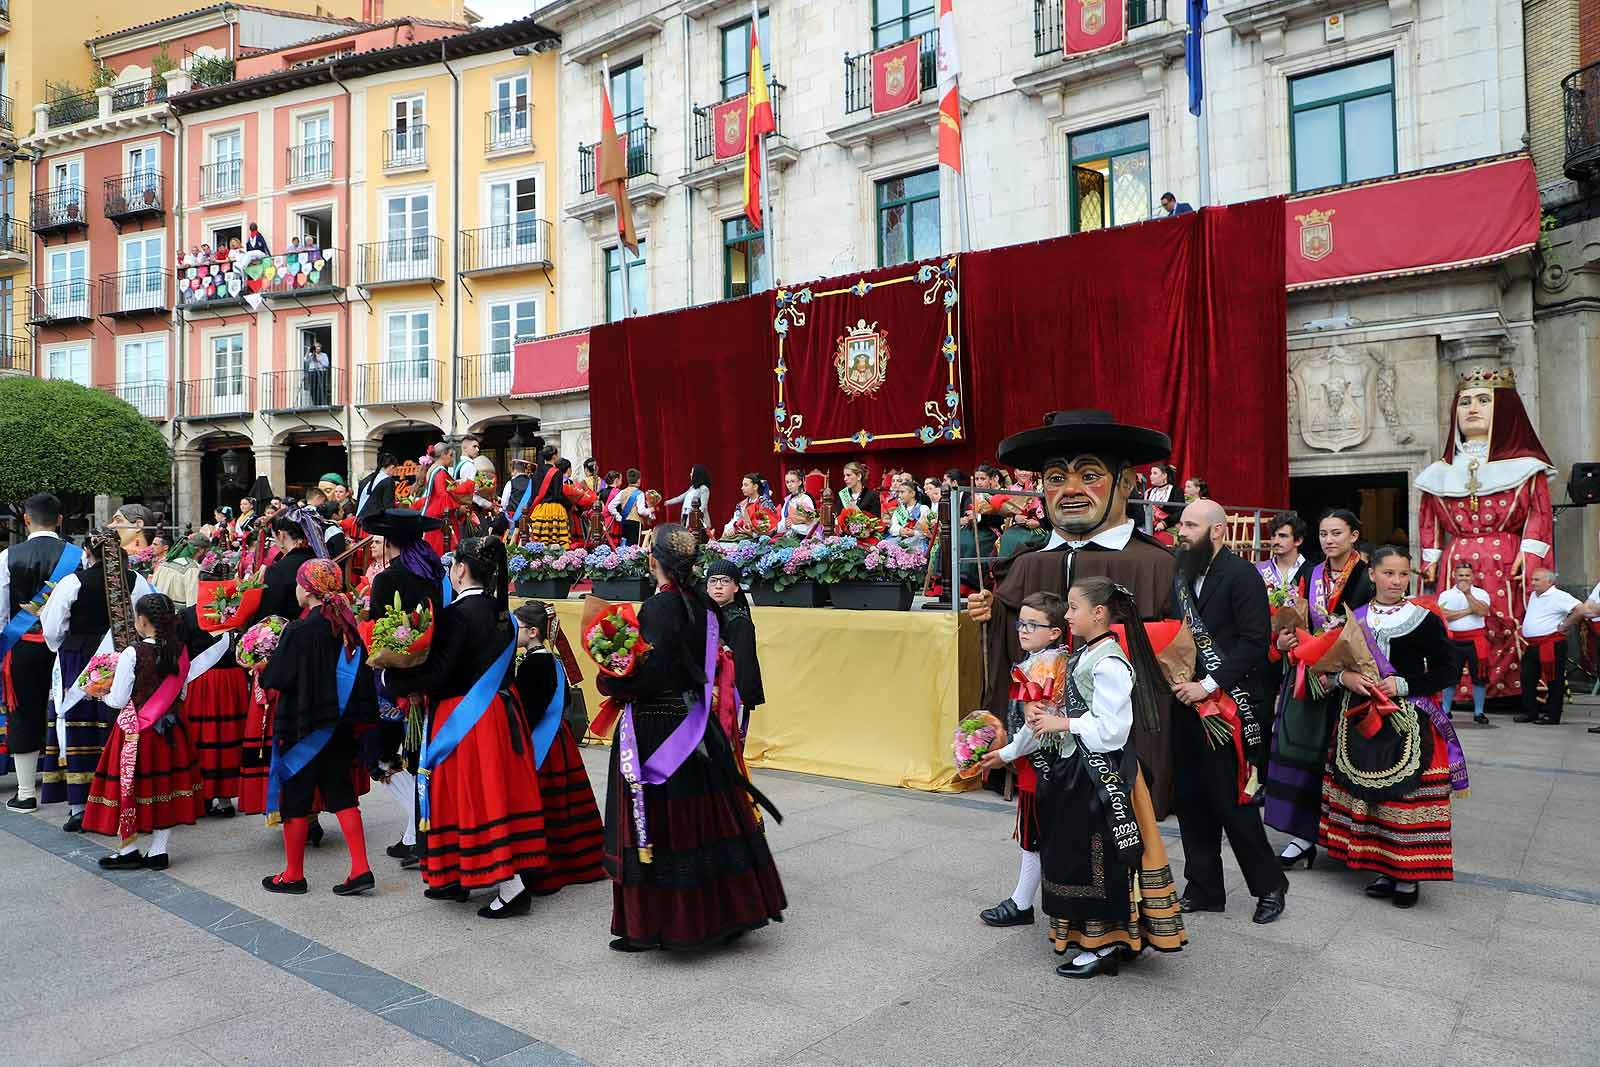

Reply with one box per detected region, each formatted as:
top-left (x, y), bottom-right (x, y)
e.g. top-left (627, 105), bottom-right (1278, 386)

top-left (490, 73), bottom-right (531, 150)
top-left (604, 242), bottom-right (647, 323)
top-left (720, 13), bottom-right (770, 100)
top-left (212, 334), bottom-right (245, 410)
top-left (876, 169), bottom-right (939, 267)
top-left (295, 112), bottom-right (333, 181)
top-left (51, 158), bottom-right (82, 192)
top-left (391, 96), bottom-right (425, 165)
top-left (45, 344), bottom-right (90, 385)
top-left (488, 175), bottom-right (540, 258)
top-left (486, 297), bottom-right (537, 383)
top-left (0, 277), bottom-right (13, 337)
top-left (873, 0), bottom-right (935, 47)
top-left (295, 207), bottom-right (332, 250)
top-left (211, 223), bottom-right (242, 250)
top-left (383, 191), bottom-right (431, 277)
top-left (1068, 117), bottom-right (1151, 233)
top-left (206, 130), bottom-right (242, 199)
top-left (120, 335), bottom-right (166, 418)
top-left (610, 63), bottom-right (645, 133)
top-left (120, 233), bottom-right (164, 313)
top-left (723, 216), bottom-right (768, 298)
top-left (384, 309), bottom-right (433, 402)
top-left (46, 246), bottom-right (88, 319)
top-left (1289, 56), bottom-right (1396, 191)
top-left (126, 145), bottom-right (159, 198)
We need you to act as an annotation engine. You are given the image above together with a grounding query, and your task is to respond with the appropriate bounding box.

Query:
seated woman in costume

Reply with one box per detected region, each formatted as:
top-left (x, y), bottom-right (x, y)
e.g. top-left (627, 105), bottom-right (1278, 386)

top-left (1317, 546), bottom-right (1466, 908)
top-left (1024, 577), bottom-right (1187, 978)
top-left (774, 469), bottom-right (817, 538)
top-left (886, 481), bottom-right (931, 551)
top-left (837, 460), bottom-right (881, 521)
top-left (722, 473), bottom-right (778, 539)
top-left (992, 470), bottom-right (1047, 558)
top-left (1184, 476), bottom-right (1209, 503)
top-left (511, 601), bottom-right (606, 896)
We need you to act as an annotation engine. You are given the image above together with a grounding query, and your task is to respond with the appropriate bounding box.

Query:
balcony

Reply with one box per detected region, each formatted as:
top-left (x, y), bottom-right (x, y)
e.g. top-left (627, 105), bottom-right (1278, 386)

top-left (459, 221), bottom-right (552, 276)
top-left (31, 186), bottom-right (89, 236)
top-left (844, 28), bottom-right (937, 115)
top-left (0, 336), bottom-right (30, 375)
top-left (176, 263), bottom-right (248, 311)
top-left (687, 82), bottom-right (800, 192)
top-left (180, 376), bottom-right (254, 421)
top-left (262, 367), bottom-right (343, 413)
top-left (27, 281), bottom-right (93, 325)
top-left (578, 123), bottom-right (658, 195)
top-left (0, 217), bottom-right (28, 273)
top-left (0, 0), bottom-right (10, 31)
top-left (486, 106), bottom-right (532, 154)
top-left (286, 139), bottom-right (334, 186)
top-left (46, 90), bottom-right (97, 128)
top-left (104, 173), bottom-right (166, 222)
top-left (357, 361), bottom-right (444, 406)
top-left (458, 352), bottom-right (514, 400)
top-left (0, 94), bottom-right (12, 133)
top-left (1565, 61), bottom-right (1600, 181)
top-left (98, 270), bottom-right (171, 317)
top-left (110, 79), bottom-right (166, 114)
top-left (102, 382), bottom-right (169, 421)
top-left (199, 159), bottom-right (243, 203)
top-left (264, 245), bottom-right (340, 299)
top-left (383, 126), bottom-right (428, 172)
top-left (1033, 0), bottom-right (1166, 56)
top-left (357, 237), bottom-right (443, 288)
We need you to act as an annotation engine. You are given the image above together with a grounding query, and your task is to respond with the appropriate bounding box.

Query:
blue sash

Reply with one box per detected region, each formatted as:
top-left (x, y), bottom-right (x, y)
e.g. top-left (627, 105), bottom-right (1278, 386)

top-left (531, 656), bottom-right (566, 770)
top-left (0, 543), bottom-right (83, 664)
top-left (265, 645), bottom-right (361, 823)
top-left (510, 477), bottom-right (536, 525)
top-left (620, 489), bottom-right (641, 521)
top-left (417, 615), bottom-right (518, 830)
top-left (442, 574), bottom-right (454, 606)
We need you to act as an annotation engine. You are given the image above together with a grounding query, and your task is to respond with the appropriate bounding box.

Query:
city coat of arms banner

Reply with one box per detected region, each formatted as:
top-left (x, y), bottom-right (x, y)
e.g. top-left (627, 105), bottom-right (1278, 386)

top-left (870, 39), bottom-right (922, 115)
top-left (712, 95), bottom-right (747, 161)
top-left (771, 255), bottom-right (962, 454)
top-left (1064, 0), bottom-right (1127, 56)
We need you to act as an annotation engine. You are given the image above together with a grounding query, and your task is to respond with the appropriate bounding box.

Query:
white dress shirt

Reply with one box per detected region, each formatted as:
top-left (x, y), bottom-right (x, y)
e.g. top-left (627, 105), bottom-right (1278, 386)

top-left (1042, 518), bottom-right (1136, 552)
top-left (1523, 586), bottom-right (1582, 639)
top-left (0, 529), bottom-right (65, 632)
top-left (41, 570), bottom-right (155, 652)
top-left (1438, 586), bottom-right (1490, 633)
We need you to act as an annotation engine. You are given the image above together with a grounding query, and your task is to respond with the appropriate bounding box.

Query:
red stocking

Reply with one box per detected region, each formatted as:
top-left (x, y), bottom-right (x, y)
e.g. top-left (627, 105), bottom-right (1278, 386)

top-left (334, 807), bottom-right (371, 880)
top-left (280, 817), bottom-right (309, 881)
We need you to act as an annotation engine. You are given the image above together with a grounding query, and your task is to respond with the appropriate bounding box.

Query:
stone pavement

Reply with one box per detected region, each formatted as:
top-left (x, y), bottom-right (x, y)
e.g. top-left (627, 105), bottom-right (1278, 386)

top-left (3, 698), bottom-right (1600, 1067)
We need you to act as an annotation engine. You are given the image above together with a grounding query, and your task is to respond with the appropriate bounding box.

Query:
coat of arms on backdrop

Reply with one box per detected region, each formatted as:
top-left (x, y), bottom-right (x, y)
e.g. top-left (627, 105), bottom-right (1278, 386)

top-left (1081, 0), bottom-right (1106, 33)
top-left (884, 56), bottom-right (907, 99)
top-left (1296, 207), bottom-right (1335, 262)
top-left (833, 320), bottom-right (890, 398)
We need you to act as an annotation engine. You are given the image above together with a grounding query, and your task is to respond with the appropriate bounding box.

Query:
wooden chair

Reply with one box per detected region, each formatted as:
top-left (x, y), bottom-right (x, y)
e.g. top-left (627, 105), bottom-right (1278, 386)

top-left (1225, 512), bottom-right (1267, 562)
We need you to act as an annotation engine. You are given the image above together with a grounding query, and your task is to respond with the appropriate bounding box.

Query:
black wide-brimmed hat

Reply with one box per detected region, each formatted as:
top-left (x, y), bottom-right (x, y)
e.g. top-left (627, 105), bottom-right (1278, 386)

top-left (361, 508), bottom-right (444, 540)
top-left (997, 410), bottom-right (1171, 471)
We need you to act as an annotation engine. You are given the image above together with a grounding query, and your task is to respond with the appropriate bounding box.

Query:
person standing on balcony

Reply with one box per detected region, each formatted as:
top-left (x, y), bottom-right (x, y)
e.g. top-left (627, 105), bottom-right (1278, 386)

top-left (245, 222), bottom-right (270, 258)
top-left (303, 339), bottom-right (331, 408)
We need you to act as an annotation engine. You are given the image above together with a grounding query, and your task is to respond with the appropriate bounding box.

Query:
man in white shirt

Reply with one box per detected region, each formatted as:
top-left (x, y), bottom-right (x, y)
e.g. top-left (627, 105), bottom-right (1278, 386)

top-left (1438, 561), bottom-right (1494, 725)
top-left (1516, 569), bottom-right (1588, 724)
top-left (457, 434), bottom-right (494, 483)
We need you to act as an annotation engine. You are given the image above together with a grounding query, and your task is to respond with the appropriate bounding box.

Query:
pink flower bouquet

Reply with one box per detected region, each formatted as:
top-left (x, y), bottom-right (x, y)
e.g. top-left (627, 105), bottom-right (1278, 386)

top-left (77, 653), bottom-right (121, 700)
top-left (237, 615), bottom-right (287, 671)
top-left (953, 711), bottom-right (1007, 779)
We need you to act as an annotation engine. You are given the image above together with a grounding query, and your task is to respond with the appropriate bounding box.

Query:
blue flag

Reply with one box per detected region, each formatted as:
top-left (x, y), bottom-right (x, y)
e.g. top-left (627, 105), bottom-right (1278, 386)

top-left (1186, 1), bottom-right (1208, 117)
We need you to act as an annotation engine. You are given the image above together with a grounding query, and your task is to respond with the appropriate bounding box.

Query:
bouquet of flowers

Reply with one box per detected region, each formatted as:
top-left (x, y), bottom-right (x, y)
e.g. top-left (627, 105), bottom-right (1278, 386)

top-left (128, 544), bottom-right (160, 578)
top-left (580, 598), bottom-right (650, 677)
top-left (837, 507), bottom-right (884, 541)
top-left (643, 490), bottom-right (664, 527)
top-left (509, 541), bottom-right (588, 581)
top-left (76, 653), bottom-right (121, 700)
top-left (730, 506), bottom-right (779, 540)
top-left (789, 501), bottom-right (819, 529)
top-left (953, 712), bottom-right (1007, 779)
top-left (236, 616), bottom-right (287, 670)
top-left (197, 576), bottom-right (266, 633)
top-left (583, 543), bottom-right (650, 581)
top-left (474, 471), bottom-right (496, 496)
top-left (359, 592), bottom-right (435, 669)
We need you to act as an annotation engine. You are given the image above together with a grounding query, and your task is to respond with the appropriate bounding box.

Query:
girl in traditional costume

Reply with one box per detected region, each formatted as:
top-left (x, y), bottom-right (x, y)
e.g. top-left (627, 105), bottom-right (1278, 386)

top-left (598, 524), bottom-right (786, 952)
top-left (1317, 546), bottom-right (1467, 907)
top-left (774, 469), bottom-right (817, 538)
top-left (723, 473), bottom-right (778, 539)
top-left (177, 604), bottom-right (247, 818)
top-left (512, 601), bottom-right (606, 897)
top-left (85, 593), bottom-right (204, 871)
top-left (704, 561), bottom-right (764, 721)
top-left (1265, 508), bottom-right (1374, 869)
top-left (886, 481), bottom-right (932, 552)
top-left (388, 538), bottom-right (549, 918)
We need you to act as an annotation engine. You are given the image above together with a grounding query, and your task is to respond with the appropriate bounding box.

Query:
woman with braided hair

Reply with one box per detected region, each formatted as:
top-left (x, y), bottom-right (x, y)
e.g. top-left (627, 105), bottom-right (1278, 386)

top-left (389, 536), bottom-right (550, 918)
top-left (83, 593), bottom-right (204, 870)
top-left (598, 523), bottom-right (786, 953)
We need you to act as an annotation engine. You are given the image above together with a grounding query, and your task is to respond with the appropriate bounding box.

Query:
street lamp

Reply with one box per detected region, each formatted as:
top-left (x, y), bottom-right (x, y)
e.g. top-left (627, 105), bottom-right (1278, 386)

top-left (220, 448), bottom-right (243, 481)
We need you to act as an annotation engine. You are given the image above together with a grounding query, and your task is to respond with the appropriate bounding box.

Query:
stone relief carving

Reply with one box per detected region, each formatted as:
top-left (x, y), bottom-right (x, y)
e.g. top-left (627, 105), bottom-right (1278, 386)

top-left (1289, 344), bottom-right (1414, 453)
top-left (1287, 376), bottom-right (1300, 439)
top-left (1373, 360), bottom-right (1414, 444)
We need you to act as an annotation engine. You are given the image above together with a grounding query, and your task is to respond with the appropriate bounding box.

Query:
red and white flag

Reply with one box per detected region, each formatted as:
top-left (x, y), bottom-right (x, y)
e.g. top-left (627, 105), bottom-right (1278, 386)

top-left (936, 0), bottom-right (961, 172)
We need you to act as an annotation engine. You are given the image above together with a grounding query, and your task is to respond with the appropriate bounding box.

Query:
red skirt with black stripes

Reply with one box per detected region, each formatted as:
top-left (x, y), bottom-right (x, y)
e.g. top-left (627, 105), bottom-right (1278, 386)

top-left (181, 666), bottom-right (249, 802)
top-left (526, 723), bottom-right (605, 894)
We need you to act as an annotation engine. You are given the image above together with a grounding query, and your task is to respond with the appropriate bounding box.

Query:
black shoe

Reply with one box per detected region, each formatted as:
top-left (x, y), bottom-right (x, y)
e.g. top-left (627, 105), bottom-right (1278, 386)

top-left (144, 853), bottom-right (170, 871)
top-left (1364, 875), bottom-right (1396, 899)
top-left (1513, 713), bottom-right (1537, 723)
top-left (1392, 883), bottom-right (1420, 908)
top-left (1473, 713), bottom-right (1490, 726)
top-left (1589, 725), bottom-right (1600, 734)
top-left (1178, 895), bottom-right (1224, 914)
top-left (608, 937), bottom-right (654, 953)
top-left (979, 898), bottom-right (1035, 927)
top-left (61, 812), bottom-right (83, 833)
top-left (424, 883), bottom-right (470, 902)
top-left (98, 851), bottom-right (145, 870)
top-left (262, 873), bottom-right (308, 895)
top-left (1056, 952), bottom-right (1120, 979)
top-left (6, 796), bottom-right (38, 812)
top-left (386, 841), bottom-right (414, 860)
top-left (307, 820), bottom-right (325, 847)
top-left (214, 801), bottom-right (236, 819)
top-left (477, 888), bottom-right (532, 918)
top-left (1279, 844), bottom-right (1316, 870)
top-left (1535, 716), bottom-right (1560, 726)
top-left (399, 852), bottom-right (421, 870)
top-left (332, 871), bottom-right (375, 897)
top-left (1252, 888), bottom-right (1287, 924)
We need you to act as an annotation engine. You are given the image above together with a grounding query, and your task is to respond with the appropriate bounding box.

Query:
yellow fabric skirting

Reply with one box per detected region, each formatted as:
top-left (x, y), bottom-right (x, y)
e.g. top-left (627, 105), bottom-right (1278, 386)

top-left (548, 599), bottom-right (983, 792)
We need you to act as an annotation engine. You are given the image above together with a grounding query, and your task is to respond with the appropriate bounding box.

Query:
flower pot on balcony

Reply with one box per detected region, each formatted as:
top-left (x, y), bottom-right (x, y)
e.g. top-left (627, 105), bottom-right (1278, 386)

top-left (142, 188), bottom-right (157, 206)
top-left (513, 577), bottom-right (573, 601)
top-left (108, 197), bottom-right (127, 214)
top-left (588, 577), bottom-right (653, 602)
top-left (828, 581), bottom-right (914, 612)
top-left (65, 203), bottom-right (80, 220)
top-left (750, 580), bottom-right (827, 608)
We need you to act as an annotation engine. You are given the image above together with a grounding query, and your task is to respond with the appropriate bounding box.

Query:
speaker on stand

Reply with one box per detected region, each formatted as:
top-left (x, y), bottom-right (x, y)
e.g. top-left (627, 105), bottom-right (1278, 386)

top-left (1569, 463), bottom-right (1600, 506)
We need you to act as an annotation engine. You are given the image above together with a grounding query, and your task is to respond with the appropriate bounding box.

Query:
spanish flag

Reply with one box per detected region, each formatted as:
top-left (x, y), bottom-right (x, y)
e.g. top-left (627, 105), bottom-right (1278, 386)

top-left (744, 25), bottom-right (776, 230)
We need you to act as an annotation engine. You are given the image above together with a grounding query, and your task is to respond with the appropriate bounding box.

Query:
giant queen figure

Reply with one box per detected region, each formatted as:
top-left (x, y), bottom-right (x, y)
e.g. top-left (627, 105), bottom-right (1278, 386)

top-left (1417, 366), bottom-right (1557, 699)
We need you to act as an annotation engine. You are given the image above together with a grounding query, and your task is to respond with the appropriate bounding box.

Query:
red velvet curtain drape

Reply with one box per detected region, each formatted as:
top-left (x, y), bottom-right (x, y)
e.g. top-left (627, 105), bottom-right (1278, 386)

top-left (588, 198), bottom-right (1288, 515)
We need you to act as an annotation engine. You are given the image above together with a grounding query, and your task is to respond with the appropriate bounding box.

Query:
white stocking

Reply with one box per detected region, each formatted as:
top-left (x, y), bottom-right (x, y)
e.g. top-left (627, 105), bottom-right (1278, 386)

top-left (1280, 836), bottom-right (1312, 859)
top-left (1011, 849), bottom-right (1041, 909)
top-left (118, 839), bottom-right (140, 856)
top-left (487, 876), bottom-right (524, 911)
top-left (13, 752), bottom-right (38, 800)
top-left (385, 771), bottom-right (417, 846)
top-left (147, 829), bottom-right (171, 857)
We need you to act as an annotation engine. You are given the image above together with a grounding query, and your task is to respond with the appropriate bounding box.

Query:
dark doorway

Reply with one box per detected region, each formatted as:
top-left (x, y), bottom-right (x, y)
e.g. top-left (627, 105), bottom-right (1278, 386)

top-left (1290, 471), bottom-right (1410, 561)
top-left (284, 439), bottom-right (348, 503)
top-left (202, 446), bottom-right (255, 523)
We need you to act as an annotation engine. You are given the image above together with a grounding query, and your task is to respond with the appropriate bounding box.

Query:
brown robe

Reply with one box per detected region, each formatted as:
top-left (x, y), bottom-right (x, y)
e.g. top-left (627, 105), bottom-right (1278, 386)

top-left (983, 530), bottom-right (1177, 818)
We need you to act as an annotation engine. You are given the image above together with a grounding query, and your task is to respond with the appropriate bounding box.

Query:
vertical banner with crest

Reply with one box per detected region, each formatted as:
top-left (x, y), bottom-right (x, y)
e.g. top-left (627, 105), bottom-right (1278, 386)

top-left (712, 96), bottom-right (747, 161)
top-left (771, 256), bottom-right (962, 455)
top-left (871, 39), bottom-right (922, 115)
top-left (1064, 0), bottom-right (1127, 56)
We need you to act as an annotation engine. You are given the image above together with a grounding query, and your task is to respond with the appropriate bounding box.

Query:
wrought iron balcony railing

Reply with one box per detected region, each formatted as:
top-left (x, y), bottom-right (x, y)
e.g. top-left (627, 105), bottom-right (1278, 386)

top-left (1033, 0), bottom-right (1165, 57)
top-left (31, 186), bottom-right (88, 233)
top-left (181, 376), bottom-right (254, 420)
top-left (486, 106), bottom-right (532, 152)
top-left (1564, 60), bottom-right (1600, 181)
top-left (358, 237), bottom-right (443, 287)
top-left (458, 352), bottom-right (515, 400)
top-left (358, 361), bottom-right (444, 406)
top-left (286, 139), bottom-right (334, 186)
top-left (99, 270), bottom-right (172, 317)
top-left (383, 126), bottom-right (428, 171)
top-left (845, 28), bottom-right (937, 115)
top-left (578, 123), bottom-right (657, 195)
top-left (110, 79), bottom-right (166, 113)
top-left (262, 367), bottom-right (343, 412)
top-left (103, 382), bottom-right (169, 420)
top-left (0, 336), bottom-right (30, 374)
top-left (459, 221), bottom-right (551, 274)
top-left (693, 83), bottom-right (786, 162)
top-left (27, 280), bottom-right (93, 324)
top-left (199, 159), bottom-right (243, 202)
top-left (264, 245), bottom-right (340, 297)
top-left (104, 173), bottom-right (166, 219)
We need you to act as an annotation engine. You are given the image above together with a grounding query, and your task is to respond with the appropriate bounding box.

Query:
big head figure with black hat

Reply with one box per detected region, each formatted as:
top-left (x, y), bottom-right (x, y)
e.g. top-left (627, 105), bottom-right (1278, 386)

top-left (969, 409), bottom-right (1179, 817)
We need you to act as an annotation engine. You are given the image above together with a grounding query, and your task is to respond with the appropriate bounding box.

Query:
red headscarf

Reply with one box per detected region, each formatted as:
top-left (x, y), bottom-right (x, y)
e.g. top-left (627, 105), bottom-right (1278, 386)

top-left (296, 558), bottom-right (360, 650)
top-left (1442, 381), bottom-right (1553, 467)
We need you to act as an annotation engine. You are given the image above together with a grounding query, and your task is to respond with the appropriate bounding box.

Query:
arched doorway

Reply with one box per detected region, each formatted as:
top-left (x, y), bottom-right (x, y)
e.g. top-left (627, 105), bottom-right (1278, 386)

top-left (282, 431), bottom-right (348, 503)
top-left (199, 436), bottom-right (255, 523)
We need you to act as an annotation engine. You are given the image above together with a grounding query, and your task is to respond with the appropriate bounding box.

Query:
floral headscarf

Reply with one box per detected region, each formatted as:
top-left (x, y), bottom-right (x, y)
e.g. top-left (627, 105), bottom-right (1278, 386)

top-left (296, 558), bottom-right (359, 649)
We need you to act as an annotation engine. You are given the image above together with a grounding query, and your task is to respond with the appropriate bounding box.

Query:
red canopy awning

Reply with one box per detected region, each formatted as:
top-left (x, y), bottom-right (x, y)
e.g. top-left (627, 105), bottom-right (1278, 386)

top-left (1285, 153), bottom-right (1539, 291)
top-left (511, 329), bottom-right (590, 398)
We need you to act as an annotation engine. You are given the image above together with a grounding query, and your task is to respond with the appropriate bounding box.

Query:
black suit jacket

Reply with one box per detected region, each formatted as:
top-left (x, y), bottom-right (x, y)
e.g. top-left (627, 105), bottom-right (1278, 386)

top-left (1186, 547), bottom-right (1271, 705)
top-left (356, 473), bottom-right (396, 523)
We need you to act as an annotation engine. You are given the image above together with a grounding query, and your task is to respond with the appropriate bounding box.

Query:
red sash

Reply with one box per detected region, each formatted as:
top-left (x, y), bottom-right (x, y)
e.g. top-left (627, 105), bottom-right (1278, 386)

top-left (1525, 631), bottom-right (1565, 685)
top-left (1449, 629), bottom-right (1491, 663)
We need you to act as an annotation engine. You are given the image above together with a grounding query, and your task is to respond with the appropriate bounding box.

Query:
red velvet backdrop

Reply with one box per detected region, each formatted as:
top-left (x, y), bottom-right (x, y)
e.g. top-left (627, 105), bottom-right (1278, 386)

top-left (588, 198), bottom-right (1288, 517)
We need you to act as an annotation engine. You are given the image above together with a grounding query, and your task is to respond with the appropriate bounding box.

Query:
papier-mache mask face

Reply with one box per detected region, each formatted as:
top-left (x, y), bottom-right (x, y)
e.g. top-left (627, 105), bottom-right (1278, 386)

top-left (1038, 454), bottom-right (1136, 539)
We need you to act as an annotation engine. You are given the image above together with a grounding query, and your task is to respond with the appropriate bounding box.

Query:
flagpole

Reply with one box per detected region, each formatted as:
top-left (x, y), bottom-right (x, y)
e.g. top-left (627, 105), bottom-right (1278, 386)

top-left (956, 121), bottom-right (972, 253)
top-left (1194, 8), bottom-right (1211, 207)
top-left (602, 53), bottom-right (631, 319)
top-left (752, 0), bottom-right (775, 291)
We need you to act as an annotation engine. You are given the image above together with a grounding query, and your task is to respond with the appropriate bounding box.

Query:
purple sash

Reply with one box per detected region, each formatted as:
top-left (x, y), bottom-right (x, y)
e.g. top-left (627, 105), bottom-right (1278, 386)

top-left (1308, 562), bottom-right (1333, 630)
top-left (615, 610), bottom-right (720, 860)
top-left (1353, 605), bottom-right (1469, 794)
